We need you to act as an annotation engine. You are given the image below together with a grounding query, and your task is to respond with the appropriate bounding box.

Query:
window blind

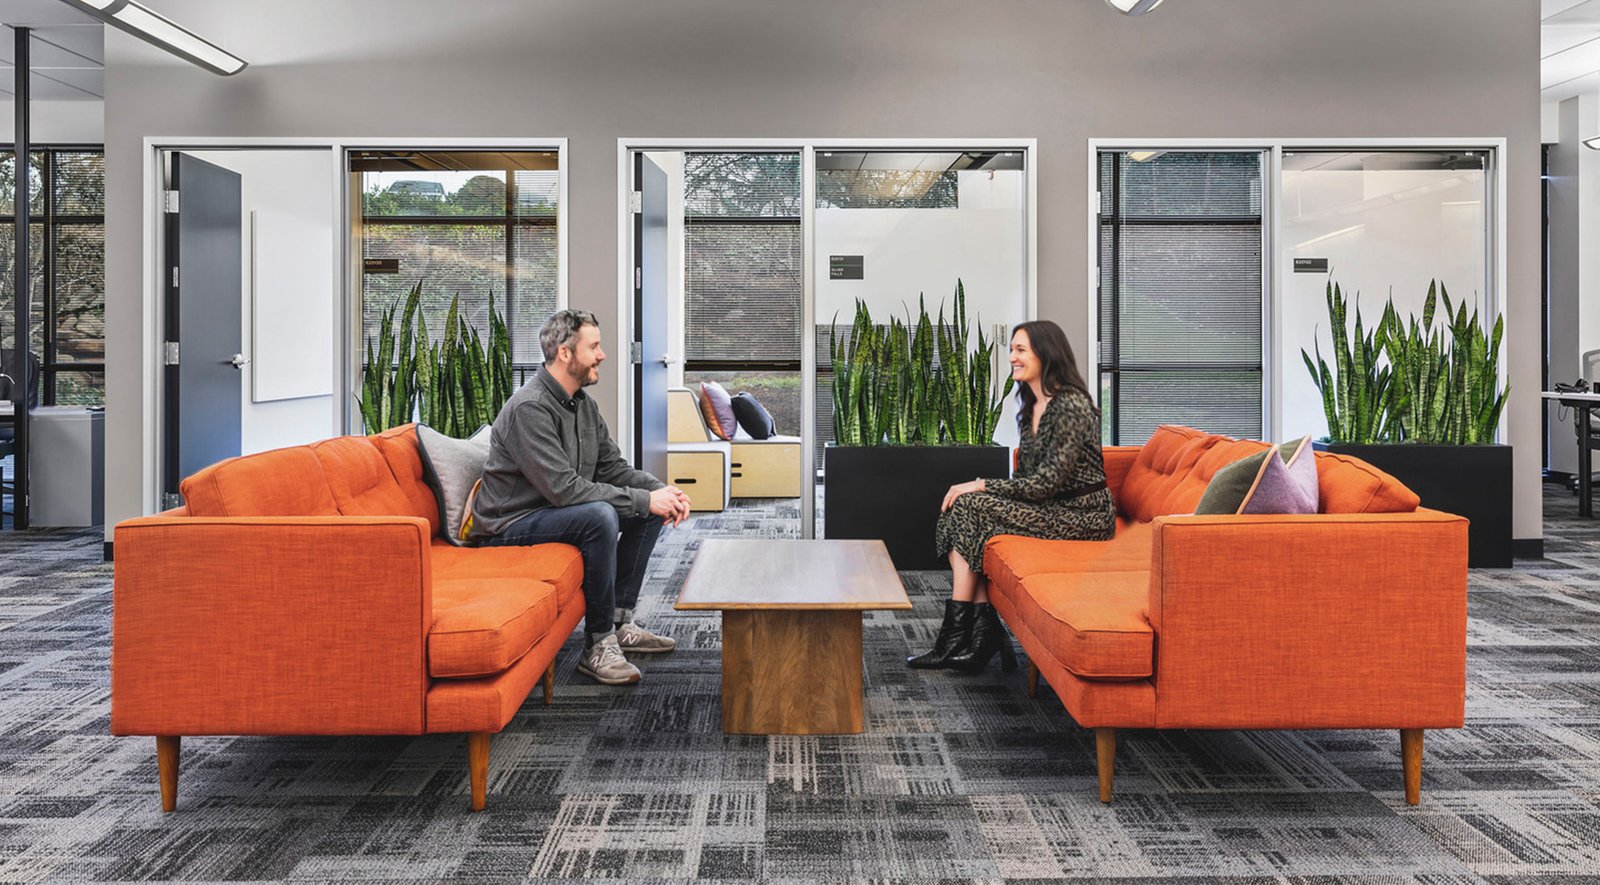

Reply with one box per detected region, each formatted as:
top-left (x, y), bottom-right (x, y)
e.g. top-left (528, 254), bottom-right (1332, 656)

top-left (1098, 151), bottom-right (1264, 444)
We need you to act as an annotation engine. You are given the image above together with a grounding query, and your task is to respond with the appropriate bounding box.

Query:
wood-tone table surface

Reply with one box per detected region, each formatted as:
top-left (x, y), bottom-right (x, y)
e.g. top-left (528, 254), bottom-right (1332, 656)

top-left (675, 539), bottom-right (912, 735)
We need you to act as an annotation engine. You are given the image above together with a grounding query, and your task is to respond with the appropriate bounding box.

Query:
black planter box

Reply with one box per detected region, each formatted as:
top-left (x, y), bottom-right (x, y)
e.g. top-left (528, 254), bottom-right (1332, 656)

top-left (1322, 442), bottom-right (1512, 569)
top-left (824, 444), bottom-right (1012, 570)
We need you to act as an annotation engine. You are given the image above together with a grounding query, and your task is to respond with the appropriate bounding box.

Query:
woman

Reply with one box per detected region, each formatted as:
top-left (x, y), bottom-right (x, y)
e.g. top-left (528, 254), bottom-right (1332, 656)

top-left (911, 320), bottom-right (1116, 673)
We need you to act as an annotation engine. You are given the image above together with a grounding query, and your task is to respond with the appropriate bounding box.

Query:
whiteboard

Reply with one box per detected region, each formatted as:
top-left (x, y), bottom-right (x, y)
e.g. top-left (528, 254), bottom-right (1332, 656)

top-left (251, 207), bottom-right (334, 402)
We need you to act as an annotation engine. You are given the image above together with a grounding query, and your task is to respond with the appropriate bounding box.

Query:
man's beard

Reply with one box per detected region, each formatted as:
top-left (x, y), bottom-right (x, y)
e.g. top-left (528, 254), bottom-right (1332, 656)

top-left (567, 361), bottom-right (599, 388)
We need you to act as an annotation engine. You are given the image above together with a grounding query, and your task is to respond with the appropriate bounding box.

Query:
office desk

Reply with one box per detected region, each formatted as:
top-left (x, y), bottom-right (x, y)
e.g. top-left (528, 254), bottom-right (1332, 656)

top-left (1543, 390), bottom-right (1600, 517)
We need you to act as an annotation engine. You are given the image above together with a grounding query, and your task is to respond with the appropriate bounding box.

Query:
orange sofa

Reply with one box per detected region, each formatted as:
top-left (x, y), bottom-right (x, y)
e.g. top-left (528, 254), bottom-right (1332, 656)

top-left (984, 425), bottom-right (1468, 805)
top-left (111, 425), bottom-right (584, 812)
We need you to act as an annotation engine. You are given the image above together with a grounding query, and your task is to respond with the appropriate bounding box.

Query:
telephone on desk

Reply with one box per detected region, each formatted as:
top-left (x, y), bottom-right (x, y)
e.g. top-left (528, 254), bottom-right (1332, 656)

top-left (1554, 380), bottom-right (1595, 395)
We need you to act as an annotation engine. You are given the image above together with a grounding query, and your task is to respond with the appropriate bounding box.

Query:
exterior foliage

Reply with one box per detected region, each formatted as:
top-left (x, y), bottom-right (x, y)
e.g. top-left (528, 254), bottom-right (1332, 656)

top-left (829, 280), bottom-right (1014, 447)
top-left (359, 283), bottom-right (514, 438)
top-left (1302, 279), bottom-right (1508, 446)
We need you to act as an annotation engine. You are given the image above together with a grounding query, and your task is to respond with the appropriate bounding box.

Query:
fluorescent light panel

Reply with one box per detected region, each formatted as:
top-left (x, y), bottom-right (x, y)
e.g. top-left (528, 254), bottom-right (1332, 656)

top-left (57, 0), bottom-right (246, 76)
top-left (1106, 0), bottom-right (1167, 15)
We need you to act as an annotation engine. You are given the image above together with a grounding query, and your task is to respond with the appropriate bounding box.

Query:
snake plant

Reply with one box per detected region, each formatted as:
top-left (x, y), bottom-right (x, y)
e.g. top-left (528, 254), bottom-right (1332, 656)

top-left (1305, 278), bottom-right (1507, 446)
top-left (828, 281), bottom-right (1013, 447)
top-left (360, 285), bottom-right (514, 438)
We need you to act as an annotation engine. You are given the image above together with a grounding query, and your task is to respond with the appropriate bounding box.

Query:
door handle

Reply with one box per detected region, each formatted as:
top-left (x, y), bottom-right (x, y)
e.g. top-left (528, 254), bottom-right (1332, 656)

top-left (660, 354), bottom-right (676, 367)
top-left (227, 353), bottom-right (250, 369)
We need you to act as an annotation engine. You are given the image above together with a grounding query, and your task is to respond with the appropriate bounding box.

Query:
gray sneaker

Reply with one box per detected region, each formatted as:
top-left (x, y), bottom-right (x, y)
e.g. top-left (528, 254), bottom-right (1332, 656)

top-left (617, 620), bottom-right (676, 654)
top-left (577, 634), bottom-right (641, 685)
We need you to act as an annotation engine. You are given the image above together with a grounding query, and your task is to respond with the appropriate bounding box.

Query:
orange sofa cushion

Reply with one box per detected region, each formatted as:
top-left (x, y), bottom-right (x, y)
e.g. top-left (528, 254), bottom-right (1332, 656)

top-left (180, 445), bottom-right (341, 517)
top-left (985, 520), bottom-right (1154, 588)
top-left (372, 425), bottom-right (445, 537)
top-left (429, 577), bottom-right (558, 678)
top-left (311, 435), bottom-right (437, 527)
top-left (430, 541), bottom-right (585, 614)
top-left (1314, 452), bottom-right (1421, 514)
top-left (1003, 570), bottom-right (1153, 680)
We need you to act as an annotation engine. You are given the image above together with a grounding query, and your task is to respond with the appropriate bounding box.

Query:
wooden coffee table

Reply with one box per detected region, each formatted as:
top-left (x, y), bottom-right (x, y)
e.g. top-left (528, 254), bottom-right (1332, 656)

top-left (675, 539), bottom-right (912, 735)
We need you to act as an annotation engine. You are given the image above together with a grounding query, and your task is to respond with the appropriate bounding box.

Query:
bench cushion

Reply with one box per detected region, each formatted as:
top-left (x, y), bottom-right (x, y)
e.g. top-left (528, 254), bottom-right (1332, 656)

top-left (431, 541), bottom-right (584, 614)
top-left (1005, 570), bottom-right (1153, 680)
top-left (985, 520), bottom-right (1154, 589)
top-left (180, 446), bottom-right (340, 517)
top-left (429, 577), bottom-right (558, 678)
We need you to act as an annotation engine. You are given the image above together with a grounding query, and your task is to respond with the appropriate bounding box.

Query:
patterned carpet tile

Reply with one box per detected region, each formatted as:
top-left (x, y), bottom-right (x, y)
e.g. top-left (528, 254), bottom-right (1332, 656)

top-left (0, 488), bottom-right (1598, 880)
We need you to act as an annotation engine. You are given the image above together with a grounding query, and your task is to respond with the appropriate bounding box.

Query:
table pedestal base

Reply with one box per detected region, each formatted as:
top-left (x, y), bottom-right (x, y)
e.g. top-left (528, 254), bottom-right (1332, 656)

top-left (720, 609), bottom-right (863, 735)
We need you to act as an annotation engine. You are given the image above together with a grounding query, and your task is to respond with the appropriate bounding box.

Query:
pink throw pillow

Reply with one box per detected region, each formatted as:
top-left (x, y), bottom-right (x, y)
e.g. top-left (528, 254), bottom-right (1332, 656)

top-left (1240, 435), bottom-right (1319, 515)
top-left (699, 381), bottom-right (737, 440)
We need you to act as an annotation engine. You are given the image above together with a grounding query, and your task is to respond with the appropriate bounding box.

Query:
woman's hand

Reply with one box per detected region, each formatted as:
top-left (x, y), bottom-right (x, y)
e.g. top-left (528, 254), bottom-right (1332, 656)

top-left (941, 479), bottom-right (987, 513)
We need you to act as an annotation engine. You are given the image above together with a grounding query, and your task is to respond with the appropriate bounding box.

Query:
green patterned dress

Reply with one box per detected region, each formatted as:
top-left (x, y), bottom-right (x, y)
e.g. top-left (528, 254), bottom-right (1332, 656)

top-left (934, 389), bottom-right (1116, 576)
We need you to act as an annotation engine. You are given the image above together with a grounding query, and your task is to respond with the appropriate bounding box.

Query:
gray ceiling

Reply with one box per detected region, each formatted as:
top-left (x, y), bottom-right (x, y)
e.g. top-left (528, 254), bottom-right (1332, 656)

top-left (0, 0), bottom-right (104, 100)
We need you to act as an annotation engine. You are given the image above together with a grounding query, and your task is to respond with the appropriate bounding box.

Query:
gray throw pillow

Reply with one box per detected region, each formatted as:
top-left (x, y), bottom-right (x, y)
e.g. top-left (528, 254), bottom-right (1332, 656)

top-left (415, 424), bottom-right (492, 546)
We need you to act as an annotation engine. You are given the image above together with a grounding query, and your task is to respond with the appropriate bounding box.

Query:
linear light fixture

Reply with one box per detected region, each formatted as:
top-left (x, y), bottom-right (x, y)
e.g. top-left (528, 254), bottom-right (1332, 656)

top-left (57, 0), bottom-right (247, 76)
top-left (1106, 0), bottom-right (1167, 15)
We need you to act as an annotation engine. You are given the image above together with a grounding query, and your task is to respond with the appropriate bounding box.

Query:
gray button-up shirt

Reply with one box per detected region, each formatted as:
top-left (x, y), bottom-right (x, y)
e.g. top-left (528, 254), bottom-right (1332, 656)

top-left (469, 367), bottom-right (664, 541)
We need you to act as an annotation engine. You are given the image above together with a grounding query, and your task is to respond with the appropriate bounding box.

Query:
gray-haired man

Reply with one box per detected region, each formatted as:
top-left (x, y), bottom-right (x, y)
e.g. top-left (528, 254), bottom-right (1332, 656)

top-left (470, 309), bottom-right (692, 685)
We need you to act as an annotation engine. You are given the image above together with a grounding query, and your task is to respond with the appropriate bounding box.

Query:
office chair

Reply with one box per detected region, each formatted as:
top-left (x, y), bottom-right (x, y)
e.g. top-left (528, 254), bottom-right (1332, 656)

top-left (0, 351), bottom-right (41, 520)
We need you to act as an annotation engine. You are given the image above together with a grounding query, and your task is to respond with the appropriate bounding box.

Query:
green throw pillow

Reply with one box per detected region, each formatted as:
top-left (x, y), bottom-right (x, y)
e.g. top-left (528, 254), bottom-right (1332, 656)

top-left (1194, 436), bottom-right (1312, 515)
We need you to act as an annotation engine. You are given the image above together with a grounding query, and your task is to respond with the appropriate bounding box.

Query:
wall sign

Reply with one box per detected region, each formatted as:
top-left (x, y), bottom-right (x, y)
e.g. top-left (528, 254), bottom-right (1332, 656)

top-left (830, 255), bottom-right (864, 280)
top-left (1294, 257), bottom-right (1329, 274)
top-left (364, 258), bottom-right (400, 274)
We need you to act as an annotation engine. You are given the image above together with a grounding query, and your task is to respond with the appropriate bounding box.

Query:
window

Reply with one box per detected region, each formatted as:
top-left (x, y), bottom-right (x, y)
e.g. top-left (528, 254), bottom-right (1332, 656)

top-left (1097, 151), bottom-right (1264, 444)
top-left (0, 147), bottom-right (105, 405)
top-left (353, 151), bottom-right (559, 373)
top-left (682, 153), bottom-right (803, 436)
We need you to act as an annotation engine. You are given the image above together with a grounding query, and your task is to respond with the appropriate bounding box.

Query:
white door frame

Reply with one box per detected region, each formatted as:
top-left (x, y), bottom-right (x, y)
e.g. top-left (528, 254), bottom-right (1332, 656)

top-left (616, 137), bottom-right (1039, 539)
top-left (139, 136), bottom-right (569, 517)
top-left (1086, 136), bottom-right (1508, 444)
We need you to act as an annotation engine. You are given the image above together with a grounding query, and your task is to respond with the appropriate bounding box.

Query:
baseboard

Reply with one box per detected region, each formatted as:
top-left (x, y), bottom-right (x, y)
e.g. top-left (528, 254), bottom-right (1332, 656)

top-left (1513, 538), bottom-right (1543, 560)
top-left (103, 541), bottom-right (113, 562)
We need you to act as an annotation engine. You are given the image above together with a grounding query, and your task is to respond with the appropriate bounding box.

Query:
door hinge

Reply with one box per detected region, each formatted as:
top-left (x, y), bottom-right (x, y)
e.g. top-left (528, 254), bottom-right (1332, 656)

top-left (161, 492), bottom-right (183, 511)
top-left (628, 191), bottom-right (643, 213)
top-left (163, 190), bottom-right (180, 213)
top-left (630, 342), bottom-right (643, 364)
top-left (634, 267), bottom-right (642, 290)
top-left (163, 341), bottom-right (180, 366)
top-left (171, 266), bottom-right (179, 288)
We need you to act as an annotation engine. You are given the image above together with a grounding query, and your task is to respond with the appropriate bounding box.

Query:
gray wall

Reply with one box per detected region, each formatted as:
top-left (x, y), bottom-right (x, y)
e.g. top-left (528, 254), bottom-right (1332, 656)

top-left (1551, 99), bottom-right (1580, 474)
top-left (103, 0), bottom-right (1544, 539)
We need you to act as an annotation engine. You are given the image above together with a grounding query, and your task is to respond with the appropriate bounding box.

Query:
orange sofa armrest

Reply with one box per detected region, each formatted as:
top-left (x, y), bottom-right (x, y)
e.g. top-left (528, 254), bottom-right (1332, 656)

top-left (1146, 508), bottom-right (1467, 730)
top-left (1102, 446), bottom-right (1141, 507)
top-left (111, 515), bottom-right (434, 737)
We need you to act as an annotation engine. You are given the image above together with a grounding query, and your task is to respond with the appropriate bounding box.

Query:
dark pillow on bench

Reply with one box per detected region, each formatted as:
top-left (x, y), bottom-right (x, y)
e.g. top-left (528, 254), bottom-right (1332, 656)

top-left (731, 392), bottom-right (776, 440)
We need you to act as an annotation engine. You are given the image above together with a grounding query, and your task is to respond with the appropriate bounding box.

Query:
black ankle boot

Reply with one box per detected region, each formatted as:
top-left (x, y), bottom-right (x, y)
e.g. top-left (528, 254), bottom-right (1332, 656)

top-left (948, 603), bottom-right (1018, 673)
top-left (907, 599), bottom-right (976, 669)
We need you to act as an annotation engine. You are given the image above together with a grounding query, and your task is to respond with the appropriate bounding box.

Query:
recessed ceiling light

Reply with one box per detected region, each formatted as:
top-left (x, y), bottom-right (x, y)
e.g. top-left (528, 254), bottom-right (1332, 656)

top-left (57, 0), bottom-right (247, 76)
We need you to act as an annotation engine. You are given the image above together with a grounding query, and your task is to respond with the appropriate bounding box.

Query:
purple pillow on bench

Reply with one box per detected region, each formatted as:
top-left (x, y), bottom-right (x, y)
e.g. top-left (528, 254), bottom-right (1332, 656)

top-left (699, 381), bottom-right (738, 440)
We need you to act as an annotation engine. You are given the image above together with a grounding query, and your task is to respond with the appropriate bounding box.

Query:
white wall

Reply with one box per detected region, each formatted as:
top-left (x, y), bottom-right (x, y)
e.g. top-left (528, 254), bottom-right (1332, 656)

top-left (815, 169), bottom-right (1027, 446)
top-left (0, 100), bottom-right (103, 143)
top-left (1280, 158), bottom-right (1491, 442)
top-left (100, 0), bottom-right (1544, 545)
top-left (186, 149), bottom-right (338, 454)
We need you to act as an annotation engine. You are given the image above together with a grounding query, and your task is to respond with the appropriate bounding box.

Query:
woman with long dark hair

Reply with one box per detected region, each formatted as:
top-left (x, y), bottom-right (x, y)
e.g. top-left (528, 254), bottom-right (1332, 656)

top-left (911, 320), bottom-right (1116, 672)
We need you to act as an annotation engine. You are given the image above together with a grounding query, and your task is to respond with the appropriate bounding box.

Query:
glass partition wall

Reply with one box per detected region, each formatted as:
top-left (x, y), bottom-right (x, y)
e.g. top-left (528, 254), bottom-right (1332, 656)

top-left (1278, 149), bottom-right (1492, 442)
top-left (813, 149), bottom-right (1030, 537)
top-left (351, 149), bottom-right (560, 411)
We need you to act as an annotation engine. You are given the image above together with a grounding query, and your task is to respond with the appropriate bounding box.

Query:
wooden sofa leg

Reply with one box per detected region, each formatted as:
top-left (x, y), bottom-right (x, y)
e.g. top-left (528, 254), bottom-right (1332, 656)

top-left (1026, 661), bottom-right (1040, 698)
top-left (1401, 729), bottom-right (1423, 806)
top-left (156, 736), bottom-right (180, 813)
top-left (543, 662), bottom-right (555, 705)
top-left (1096, 728), bottom-right (1116, 803)
top-left (468, 733), bottom-right (490, 812)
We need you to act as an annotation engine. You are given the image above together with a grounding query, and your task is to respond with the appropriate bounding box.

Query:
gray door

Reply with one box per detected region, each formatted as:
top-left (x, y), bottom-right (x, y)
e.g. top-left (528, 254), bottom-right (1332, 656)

top-left (163, 153), bottom-right (243, 502)
top-left (633, 153), bottom-right (669, 481)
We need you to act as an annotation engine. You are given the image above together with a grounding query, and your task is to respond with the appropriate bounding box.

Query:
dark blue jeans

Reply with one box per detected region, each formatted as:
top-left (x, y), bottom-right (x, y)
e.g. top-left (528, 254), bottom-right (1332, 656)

top-left (482, 501), bottom-right (663, 637)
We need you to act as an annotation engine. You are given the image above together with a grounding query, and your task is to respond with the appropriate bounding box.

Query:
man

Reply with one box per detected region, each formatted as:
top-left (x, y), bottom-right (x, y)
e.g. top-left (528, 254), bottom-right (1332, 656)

top-left (470, 309), bottom-right (692, 685)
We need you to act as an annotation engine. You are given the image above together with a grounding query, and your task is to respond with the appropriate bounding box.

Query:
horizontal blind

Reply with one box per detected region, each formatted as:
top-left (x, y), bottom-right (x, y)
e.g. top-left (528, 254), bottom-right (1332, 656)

top-left (1099, 151), bottom-right (1264, 444)
top-left (684, 222), bottom-right (802, 362)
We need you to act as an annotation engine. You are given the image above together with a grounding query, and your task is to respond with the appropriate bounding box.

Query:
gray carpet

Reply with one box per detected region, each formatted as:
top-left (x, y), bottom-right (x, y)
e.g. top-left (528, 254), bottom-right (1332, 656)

top-left (0, 489), bottom-right (1598, 881)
